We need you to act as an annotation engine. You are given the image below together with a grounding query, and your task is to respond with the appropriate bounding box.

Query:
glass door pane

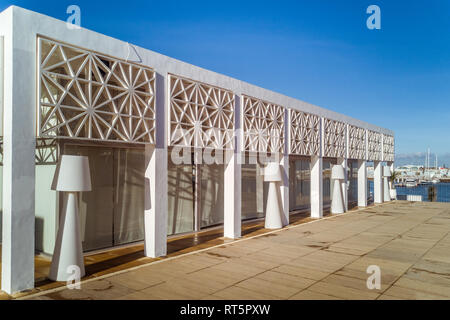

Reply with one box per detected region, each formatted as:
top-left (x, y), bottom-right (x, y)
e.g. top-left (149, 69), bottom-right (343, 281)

top-left (347, 160), bottom-right (358, 208)
top-left (113, 148), bottom-right (145, 245)
top-left (65, 145), bottom-right (115, 251)
top-left (199, 164), bottom-right (224, 228)
top-left (241, 159), bottom-right (265, 221)
top-left (323, 158), bottom-right (337, 207)
top-left (167, 157), bottom-right (195, 235)
top-left (289, 158), bottom-right (311, 211)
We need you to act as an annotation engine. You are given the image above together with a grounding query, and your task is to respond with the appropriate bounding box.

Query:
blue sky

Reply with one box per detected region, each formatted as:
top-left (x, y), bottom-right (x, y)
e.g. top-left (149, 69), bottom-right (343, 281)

top-left (1, 0), bottom-right (449, 159)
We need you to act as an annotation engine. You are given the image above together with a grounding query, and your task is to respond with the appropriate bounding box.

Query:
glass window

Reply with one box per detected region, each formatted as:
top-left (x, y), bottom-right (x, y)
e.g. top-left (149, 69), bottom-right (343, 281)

top-left (167, 155), bottom-right (194, 236)
top-left (113, 148), bottom-right (146, 245)
top-left (199, 164), bottom-right (224, 229)
top-left (241, 153), bottom-right (266, 221)
top-left (167, 151), bottom-right (225, 234)
top-left (289, 157), bottom-right (311, 211)
top-left (323, 158), bottom-right (337, 207)
top-left (347, 160), bottom-right (358, 209)
top-left (63, 144), bottom-right (145, 252)
top-left (35, 139), bottom-right (59, 254)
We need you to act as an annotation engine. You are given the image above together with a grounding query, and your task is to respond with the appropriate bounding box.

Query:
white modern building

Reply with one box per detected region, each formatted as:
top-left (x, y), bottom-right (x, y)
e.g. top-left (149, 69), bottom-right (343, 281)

top-left (0, 6), bottom-right (395, 294)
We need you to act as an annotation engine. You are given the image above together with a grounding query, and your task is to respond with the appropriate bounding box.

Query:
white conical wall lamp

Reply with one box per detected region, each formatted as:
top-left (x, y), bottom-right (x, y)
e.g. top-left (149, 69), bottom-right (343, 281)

top-left (264, 162), bottom-right (283, 229)
top-left (331, 165), bottom-right (345, 214)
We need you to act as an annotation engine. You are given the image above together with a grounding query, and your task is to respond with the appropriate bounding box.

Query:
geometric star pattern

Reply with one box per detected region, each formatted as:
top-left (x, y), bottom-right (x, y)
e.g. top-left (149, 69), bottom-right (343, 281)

top-left (348, 125), bottom-right (366, 160)
top-left (323, 119), bottom-right (346, 158)
top-left (383, 134), bottom-right (395, 162)
top-left (35, 139), bottom-right (58, 165)
top-left (242, 95), bottom-right (285, 153)
top-left (38, 37), bottom-right (156, 144)
top-left (368, 130), bottom-right (382, 161)
top-left (289, 109), bottom-right (320, 156)
top-left (168, 74), bottom-right (234, 150)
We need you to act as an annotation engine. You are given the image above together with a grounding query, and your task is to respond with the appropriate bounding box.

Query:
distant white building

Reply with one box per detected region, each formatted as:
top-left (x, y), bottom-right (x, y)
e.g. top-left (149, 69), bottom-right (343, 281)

top-left (395, 165), bottom-right (423, 176)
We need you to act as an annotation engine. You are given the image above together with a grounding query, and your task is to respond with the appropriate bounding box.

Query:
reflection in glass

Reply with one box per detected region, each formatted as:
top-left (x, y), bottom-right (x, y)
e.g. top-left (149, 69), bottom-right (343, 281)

top-left (64, 144), bottom-right (145, 252)
top-left (323, 158), bottom-right (337, 207)
top-left (241, 153), bottom-right (266, 220)
top-left (347, 160), bottom-right (358, 209)
top-left (167, 155), bottom-right (194, 235)
top-left (289, 157), bottom-right (311, 211)
top-left (200, 164), bottom-right (224, 228)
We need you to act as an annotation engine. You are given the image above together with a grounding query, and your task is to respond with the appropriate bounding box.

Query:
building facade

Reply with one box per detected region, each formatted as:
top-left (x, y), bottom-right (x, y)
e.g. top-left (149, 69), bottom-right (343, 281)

top-left (0, 6), bottom-right (394, 294)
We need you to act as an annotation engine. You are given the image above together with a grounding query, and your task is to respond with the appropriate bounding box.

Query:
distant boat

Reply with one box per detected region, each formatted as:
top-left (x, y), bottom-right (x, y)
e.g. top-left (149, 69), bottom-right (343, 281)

top-left (419, 180), bottom-right (432, 185)
top-left (432, 179), bottom-right (440, 184)
top-left (405, 179), bottom-right (418, 188)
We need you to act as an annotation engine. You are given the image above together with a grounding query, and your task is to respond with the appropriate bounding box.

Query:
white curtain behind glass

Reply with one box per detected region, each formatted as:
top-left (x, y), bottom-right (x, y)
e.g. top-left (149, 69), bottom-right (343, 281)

top-left (200, 164), bottom-right (224, 228)
top-left (114, 148), bottom-right (145, 245)
top-left (167, 160), bottom-right (194, 235)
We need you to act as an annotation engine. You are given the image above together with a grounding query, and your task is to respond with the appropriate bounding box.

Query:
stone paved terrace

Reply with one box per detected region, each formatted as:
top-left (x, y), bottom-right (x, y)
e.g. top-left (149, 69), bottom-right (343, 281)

top-left (21, 201), bottom-right (450, 300)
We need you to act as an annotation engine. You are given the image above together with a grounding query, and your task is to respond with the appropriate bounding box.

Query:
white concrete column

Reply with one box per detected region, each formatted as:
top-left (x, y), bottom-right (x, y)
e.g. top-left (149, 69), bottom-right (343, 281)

top-left (144, 72), bottom-right (168, 257)
top-left (337, 158), bottom-right (348, 212)
top-left (383, 167), bottom-right (390, 202)
top-left (279, 107), bottom-right (289, 226)
top-left (310, 156), bottom-right (323, 218)
top-left (1, 10), bottom-right (36, 294)
top-left (357, 160), bottom-right (368, 207)
top-left (224, 94), bottom-right (242, 239)
top-left (374, 160), bottom-right (383, 203)
top-left (224, 152), bottom-right (242, 238)
top-left (279, 154), bottom-right (289, 226)
top-left (144, 145), bottom-right (168, 257)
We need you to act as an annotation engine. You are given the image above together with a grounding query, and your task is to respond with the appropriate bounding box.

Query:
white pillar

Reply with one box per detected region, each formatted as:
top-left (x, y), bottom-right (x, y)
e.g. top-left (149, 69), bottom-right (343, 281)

top-left (144, 72), bottom-right (168, 258)
top-left (357, 160), bottom-right (368, 207)
top-left (224, 152), bottom-right (241, 238)
top-left (1, 12), bottom-right (36, 294)
top-left (279, 154), bottom-right (289, 226)
top-left (144, 145), bottom-right (168, 257)
top-left (337, 158), bottom-right (348, 212)
top-left (280, 107), bottom-right (289, 226)
top-left (374, 161), bottom-right (383, 203)
top-left (224, 93), bottom-right (241, 239)
top-left (310, 156), bottom-right (323, 218)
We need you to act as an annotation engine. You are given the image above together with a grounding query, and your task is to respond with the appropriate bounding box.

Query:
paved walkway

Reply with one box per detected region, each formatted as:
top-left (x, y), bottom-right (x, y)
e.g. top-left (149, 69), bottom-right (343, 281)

top-left (25, 201), bottom-right (450, 300)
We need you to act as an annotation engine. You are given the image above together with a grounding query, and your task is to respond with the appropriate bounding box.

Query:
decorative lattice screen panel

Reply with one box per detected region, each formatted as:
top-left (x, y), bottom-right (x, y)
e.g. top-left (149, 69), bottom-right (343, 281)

top-left (383, 134), bottom-right (395, 162)
top-left (348, 125), bottom-right (366, 160)
top-left (242, 95), bottom-right (285, 153)
top-left (289, 109), bottom-right (320, 156)
top-left (368, 130), bottom-right (382, 161)
top-left (323, 119), bottom-right (346, 158)
top-left (36, 139), bottom-right (58, 165)
top-left (168, 74), bottom-right (234, 150)
top-left (38, 37), bottom-right (156, 144)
